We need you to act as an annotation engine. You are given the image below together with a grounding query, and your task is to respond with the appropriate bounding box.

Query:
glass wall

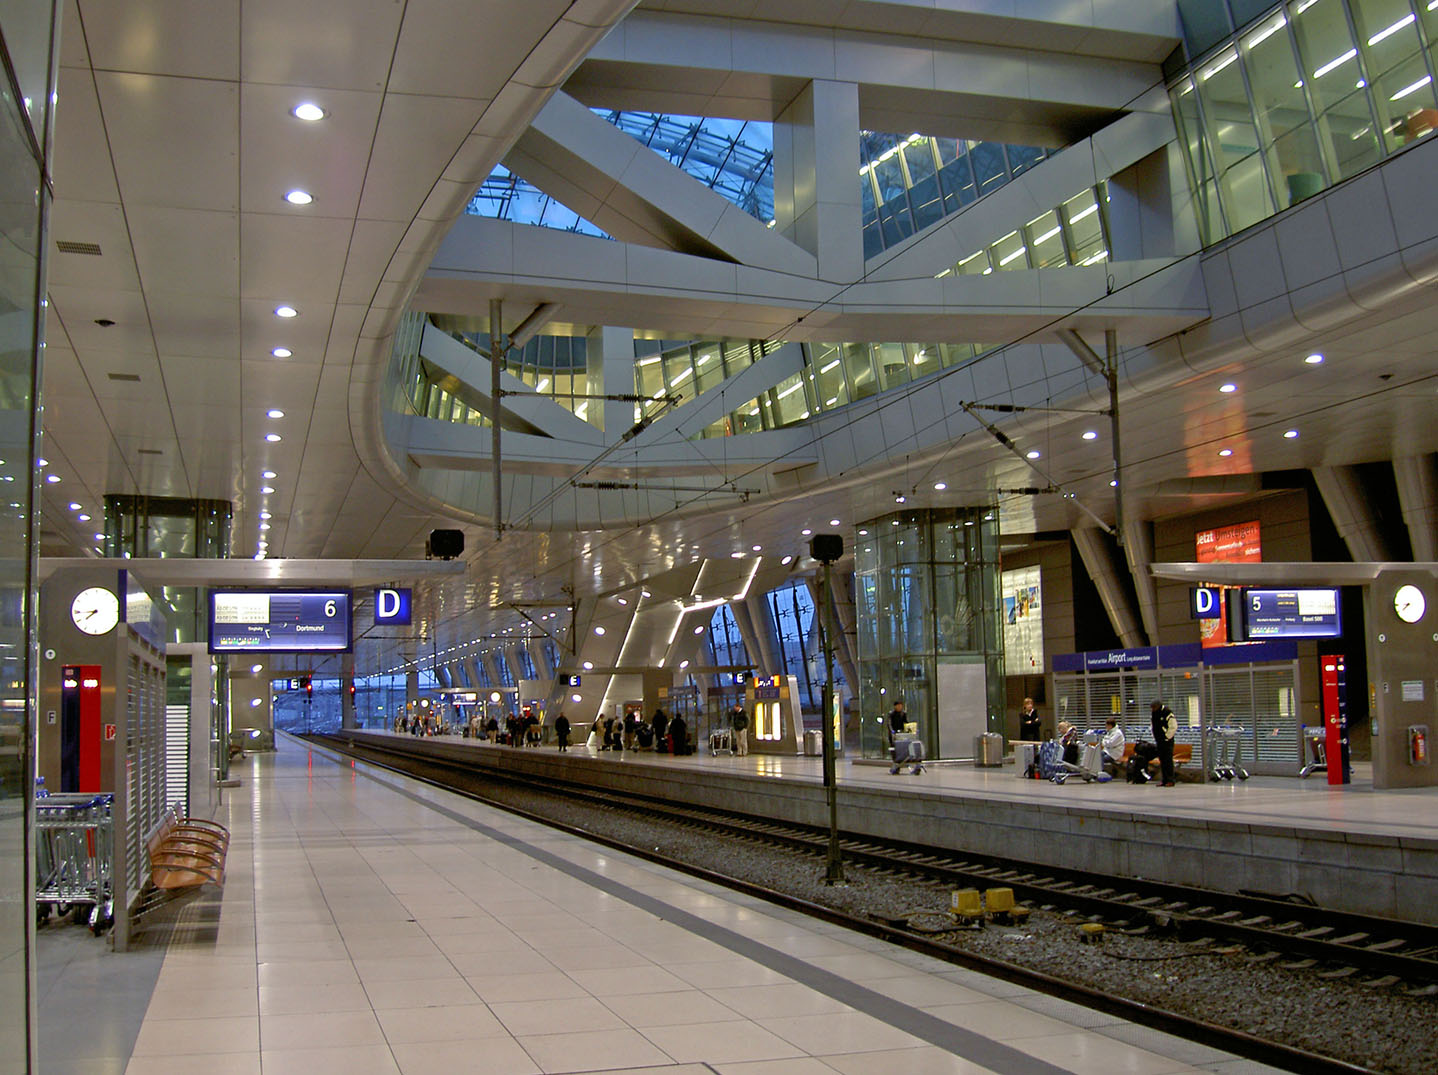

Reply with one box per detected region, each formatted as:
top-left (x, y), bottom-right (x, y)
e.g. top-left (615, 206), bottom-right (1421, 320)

top-left (1171, 0), bottom-right (1438, 244)
top-left (1, 3), bottom-right (60, 1069)
top-left (853, 508), bottom-right (1003, 759)
top-left (940, 184), bottom-right (1113, 276)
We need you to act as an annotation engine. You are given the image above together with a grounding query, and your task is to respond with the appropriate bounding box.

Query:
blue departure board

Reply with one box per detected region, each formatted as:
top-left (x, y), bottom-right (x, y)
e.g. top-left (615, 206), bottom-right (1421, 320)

top-left (208, 590), bottom-right (353, 652)
top-left (1242, 588), bottom-right (1342, 639)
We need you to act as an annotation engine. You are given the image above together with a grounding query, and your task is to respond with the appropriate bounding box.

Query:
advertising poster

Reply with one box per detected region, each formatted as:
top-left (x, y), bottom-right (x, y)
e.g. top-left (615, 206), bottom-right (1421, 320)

top-left (1001, 566), bottom-right (1044, 672)
top-left (1195, 520), bottom-right (1261, 647)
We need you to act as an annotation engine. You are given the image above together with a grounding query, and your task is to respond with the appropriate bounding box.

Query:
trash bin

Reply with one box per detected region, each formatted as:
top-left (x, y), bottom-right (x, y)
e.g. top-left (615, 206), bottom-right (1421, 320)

top-left (803, 729), bottom-right (823, 756)
top-left (974, 732), bottom-right (1004, 767)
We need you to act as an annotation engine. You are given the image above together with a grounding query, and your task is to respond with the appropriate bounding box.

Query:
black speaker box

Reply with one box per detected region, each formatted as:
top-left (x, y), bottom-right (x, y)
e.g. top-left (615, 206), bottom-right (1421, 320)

top-left (809, 533), bottom-right (843, 563)
top-left (429, 528), bottom-right (464, 560)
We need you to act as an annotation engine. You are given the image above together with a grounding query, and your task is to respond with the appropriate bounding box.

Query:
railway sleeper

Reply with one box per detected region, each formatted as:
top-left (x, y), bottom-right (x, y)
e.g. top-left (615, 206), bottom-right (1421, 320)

top-left (1361, 975), bottom-right (1400, 989)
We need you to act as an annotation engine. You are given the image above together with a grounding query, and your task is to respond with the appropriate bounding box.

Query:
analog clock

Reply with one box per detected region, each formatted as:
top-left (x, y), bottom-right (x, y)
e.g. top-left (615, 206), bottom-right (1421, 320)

top-left (1394, 584), bottom-right (1426, 624)
top-left (71, 586), bottom-right (119, 635)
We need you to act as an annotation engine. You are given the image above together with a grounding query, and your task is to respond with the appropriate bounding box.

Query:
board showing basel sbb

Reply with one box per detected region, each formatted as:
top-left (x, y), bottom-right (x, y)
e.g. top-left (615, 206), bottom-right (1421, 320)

top-left (208, 590), bottom-right (353, 653)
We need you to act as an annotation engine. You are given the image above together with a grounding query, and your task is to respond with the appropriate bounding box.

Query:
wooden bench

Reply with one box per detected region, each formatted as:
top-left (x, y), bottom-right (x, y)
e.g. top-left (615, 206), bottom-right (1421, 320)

top-left (145, 807), bottom-right (230, 891)
top-left (1118, 742), bottom-right (1193, 776)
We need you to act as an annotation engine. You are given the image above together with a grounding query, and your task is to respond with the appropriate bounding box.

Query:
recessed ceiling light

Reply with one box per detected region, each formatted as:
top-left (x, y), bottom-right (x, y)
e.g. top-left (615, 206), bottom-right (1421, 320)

top-left (582, 661), bottom-right (594, 670)
top-left (781, 555), bottom-right (794, 565)
top-left (93, 532), bottom-right (104, 540)
top-left (859, 528), bottom-right (869, 536)
top-left (292, 102), bottom-right (326, 121)
top-left (693, 625), bottom-right (705, 635)
top-left (274, 305), bottom-right (298, 318)
top-left (1219, 383), bottom-right (1237, 393)
top-left (271, 347), bottom-right (292, 358)
top-left (45, 474), bottom-right (60, 484)
top-left (752, 544), bottom-right (762, 551)
top-left (895, 494), bottom-right (906, 504)
top-left (1110, 479), bottom-right (1118, 487)
top-left (1026, 450), bottom-right (1041, 459)
top-left (283, 190), bottom-right (313, 206)
top-left (265, 433), bottom-right (282, 443)
top-left (267, 408), bottom-right (285, 419)
top-left (829, 518), bottom-right (841, 527)
top-left (933, 482), bottom-right (946, 491)
top-left (259, 523), bottom-right (271, 531)
top-left (594, 626), bottom-right (605, 636)
top-left (1304, 353), bottom-right (1324, 365)
top-left (1218, 448), bottom-right (1233, 457)
top-left (1284, 429), bottom-right (1299, 439)
top-left (259, 511), bottom-right (272, 520)
top-left (76, 513), bottom-right (92, 522)
top-left (730, 551), bottom-right (745, 558)
top-left (262, 470), bottom-right (277, 479)
top-left (260, 486), bottom-right (275, 494)
top-left (36, 458), bottom-right (46, 467)
top-left (1082, 430), bottom-right (1098, 440)
top-left (801, 528), bottom-right (812, 536)
top-left (68, 502), bottom-right (80, 510)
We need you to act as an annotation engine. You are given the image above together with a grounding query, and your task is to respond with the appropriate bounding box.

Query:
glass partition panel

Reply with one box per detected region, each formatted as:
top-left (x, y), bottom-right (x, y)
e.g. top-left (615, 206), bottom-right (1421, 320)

top-left (991, 230), bottom-right (1029, 271)
top-left (842, 341), bottom-right (878, 401)
top-left (1319, 85), bottom-right (1386, 176)
top-left (1025, 210), bottom-right (1067, 268)
top-left (1293, 0), bottom-right (1364, 113)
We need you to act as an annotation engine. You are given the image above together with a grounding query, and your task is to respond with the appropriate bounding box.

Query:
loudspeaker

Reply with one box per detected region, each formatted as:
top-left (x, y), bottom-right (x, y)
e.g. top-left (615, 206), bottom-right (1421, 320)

top-left (809, 533), bottom-right (843, 563)
top-left (428, 528), bottom-right (464, 560)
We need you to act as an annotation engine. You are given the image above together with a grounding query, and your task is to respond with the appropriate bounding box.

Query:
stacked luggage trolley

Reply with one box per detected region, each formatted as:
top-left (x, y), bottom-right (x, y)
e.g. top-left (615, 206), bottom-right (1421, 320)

top-left (35, 791), bottom-right (115, 934)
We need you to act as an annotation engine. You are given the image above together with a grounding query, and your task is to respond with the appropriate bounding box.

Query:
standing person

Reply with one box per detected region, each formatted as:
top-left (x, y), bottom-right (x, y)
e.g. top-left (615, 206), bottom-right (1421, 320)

top-left (1018, 697), bottom-right (1041, 741)
top-left (602, 713), bottom-right (617, 751)
top-left (651, 708), bottom-right (669, 753)
top-left (668, 712), bottom-right (688, 756)
top-left (623, 709), bottom-right (638, 752)
top-left (887, 698), bottom-right (908, 741)
top-left (730, 703), bottom-right (749, 756)
top-left (554, 712), bottom-right (570, 752)
top-left (585, 715), bottom-right (603, 753)
top-left (1150, 700), bottom-right (1177, 787)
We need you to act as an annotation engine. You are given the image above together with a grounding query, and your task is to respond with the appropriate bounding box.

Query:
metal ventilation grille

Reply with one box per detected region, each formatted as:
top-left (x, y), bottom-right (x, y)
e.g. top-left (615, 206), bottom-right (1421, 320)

top-left (107, 372), bottom-right (141, 383)
top-left (56, 241), bottom-right (102, 255)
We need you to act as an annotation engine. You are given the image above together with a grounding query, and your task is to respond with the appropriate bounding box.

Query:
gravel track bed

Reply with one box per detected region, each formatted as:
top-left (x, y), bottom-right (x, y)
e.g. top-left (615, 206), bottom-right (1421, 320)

top-left (376, 754), bottom-right (1433, 1074)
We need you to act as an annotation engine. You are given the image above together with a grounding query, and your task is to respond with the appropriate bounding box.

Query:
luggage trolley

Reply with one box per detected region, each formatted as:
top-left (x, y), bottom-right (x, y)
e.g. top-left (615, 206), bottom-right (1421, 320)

top-left (1206, 724), bottom-right (1250, 781)
top-left (889, 731), bottom-right (926, 774)
top-left (35, 792), bottom-right (115, 934)
top-left (709, 726), bottom-right (734, 756)
top-left (1052, 731), bottom-right (1112, 784)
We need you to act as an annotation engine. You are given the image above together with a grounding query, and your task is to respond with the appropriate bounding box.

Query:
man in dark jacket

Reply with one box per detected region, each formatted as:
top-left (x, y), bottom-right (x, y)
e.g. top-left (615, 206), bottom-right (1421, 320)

top-left (652, 708), bottom-right (669, 753)
top-left (668, 713), bottom-right (689, 756)
top-left (554, 712), bottom-right (570, 752)
top-left (887, 698), bottom-right (908, 739)
top-left (1150, 700), bottom-right (1177, 787)
top-left (730, 704), bottom-right (749, 756)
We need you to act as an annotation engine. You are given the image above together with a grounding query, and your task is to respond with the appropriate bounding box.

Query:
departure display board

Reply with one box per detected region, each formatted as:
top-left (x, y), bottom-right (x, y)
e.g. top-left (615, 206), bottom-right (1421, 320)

top-left (1241, 588), bottom-right (1342, 640)
top-left (209, 590), bottom-right (353, 653)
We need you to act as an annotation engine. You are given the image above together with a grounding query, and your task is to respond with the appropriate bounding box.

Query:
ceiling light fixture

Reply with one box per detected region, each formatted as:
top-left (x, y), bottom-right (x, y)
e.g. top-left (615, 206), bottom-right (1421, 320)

top-left (1284, 429), bottom-right (1299, 439)
top-left (1026, 450), bottom-right (1041, 459)
top-left (1218, 448), bottom-right (1234, 457)
top-left (77, 514), bottom-right (90, 522)
top-left (933, 482), bottom-right (946, 491)
top-left (45, 474), bottom-right (60, 484)
top-left (283, 190), bottom-right (313, 205)
top-left (801, 528), bottom-right (812, 536)
top-left (271, 347), bottom-right (292, 358)
top-left (1305, 353), bottom-right (1324, 365)
top-left (274, 305), bottom-right (298, 318)
top-left (1219, 382), bottom-right (1237, 393)
top-left (291, 102), bottom-right (326, 121)
top-left (265, 433), bottom-right (282, 443)
top-left (68, 502), bottom-right (80, 510)
top-left (1082, 430), bottom-right (1098, 440)
top-left (781, 555), bottom-right (793, 565)
top-left (267, 408), bottom-right (285, 419)
top-left (260, 486), bottom-right (275, 495)
top-left (262, 470), bottom-right (277, 479)
top-left (259, 511), bottom-right (271, 520)
top-left (829, 518), bottom-right (841, 527)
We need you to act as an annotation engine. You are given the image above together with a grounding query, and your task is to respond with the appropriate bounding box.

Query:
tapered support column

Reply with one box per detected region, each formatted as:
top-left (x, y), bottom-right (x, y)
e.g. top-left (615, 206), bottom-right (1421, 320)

top-left (774, 79), bottom-right (863, 281)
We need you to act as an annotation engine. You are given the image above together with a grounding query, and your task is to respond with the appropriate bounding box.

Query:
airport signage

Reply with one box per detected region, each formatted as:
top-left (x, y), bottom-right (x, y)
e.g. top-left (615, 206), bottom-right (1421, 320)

top-left (1241, 588), bottom-right (1342, 639)
top-left (374, 587), bottom-right (412, 625)
top-left (209, 590), bottom-right (353, 653)
top-left (563, 674), bottom-right (581, 686)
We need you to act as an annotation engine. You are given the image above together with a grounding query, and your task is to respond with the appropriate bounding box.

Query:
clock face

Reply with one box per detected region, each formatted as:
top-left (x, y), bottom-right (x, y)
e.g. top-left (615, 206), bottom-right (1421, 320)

top-left (71, 587), bottom-right (119, 635)
top-left (1394, 584), bottom-right (1426, 624)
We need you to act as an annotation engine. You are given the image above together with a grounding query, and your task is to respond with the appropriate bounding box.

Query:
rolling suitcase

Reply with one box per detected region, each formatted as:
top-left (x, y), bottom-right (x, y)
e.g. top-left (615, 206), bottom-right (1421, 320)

top-left (890, 732), bottom-right (925, 774)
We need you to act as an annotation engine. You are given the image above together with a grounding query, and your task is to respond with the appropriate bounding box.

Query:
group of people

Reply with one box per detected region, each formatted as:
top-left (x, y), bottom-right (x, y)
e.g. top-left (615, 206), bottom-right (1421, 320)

top-left (551, 708), bottom-right (695, 755)
top-left (1020, 696), bottom-right (1180, 786)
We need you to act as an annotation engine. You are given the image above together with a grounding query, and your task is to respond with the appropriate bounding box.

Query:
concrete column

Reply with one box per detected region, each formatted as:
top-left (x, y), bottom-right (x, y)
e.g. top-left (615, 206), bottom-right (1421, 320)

top-left (774, 79), bottom-right (862, 281)
top-left (824, 571), bottom-right (862, 694)
top-left (590, 324), bottom-right (636, 441)
top-left (1314, 465), bottom-right (1396, 562)
top-left (464, 658), bottom-right (485, 689)
top-left (341, 652), bottom-right (356, 730)
top-left (405, 669), bottom-right (419, 714)
top-left (480, 652), bottom-right (503, 687)
top-left (1394, 454), bottom-right (1438, 561)
top-left (1106, 147), bottom-right (1176, 261)
top-left (743, 593), bottom-right (784, 674)
top-left (1119, 515), bottom-right (1160, 645)
top-left (1072, 528), bottom-right (1147, 648)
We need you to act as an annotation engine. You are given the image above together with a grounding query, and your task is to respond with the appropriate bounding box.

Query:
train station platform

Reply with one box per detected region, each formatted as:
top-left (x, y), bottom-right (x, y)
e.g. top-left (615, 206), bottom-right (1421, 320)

top-left (54, 734), bottom-right (1288, 1075)
top-left (336, 730), bottom-right (1438, 925)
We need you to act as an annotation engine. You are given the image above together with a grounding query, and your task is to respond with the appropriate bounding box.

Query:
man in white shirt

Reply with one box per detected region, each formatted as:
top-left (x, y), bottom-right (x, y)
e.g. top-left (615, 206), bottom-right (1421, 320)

top-left (1100, 717), bottom-right (1125, 772)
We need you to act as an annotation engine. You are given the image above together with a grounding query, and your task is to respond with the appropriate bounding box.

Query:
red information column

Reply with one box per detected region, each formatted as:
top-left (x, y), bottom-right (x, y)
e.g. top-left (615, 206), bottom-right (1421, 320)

top-left (61, 665), bottom-right (104, 792)
top-left (1321, 655), bottom-right (1349, 786)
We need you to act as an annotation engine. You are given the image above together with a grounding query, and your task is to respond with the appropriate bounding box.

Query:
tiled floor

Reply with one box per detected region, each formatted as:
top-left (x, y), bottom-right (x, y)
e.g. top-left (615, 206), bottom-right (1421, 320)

top-left (359, 729), bottom-right (1438, 841)
top-left (51, 738), bottom-right (1292, 1075)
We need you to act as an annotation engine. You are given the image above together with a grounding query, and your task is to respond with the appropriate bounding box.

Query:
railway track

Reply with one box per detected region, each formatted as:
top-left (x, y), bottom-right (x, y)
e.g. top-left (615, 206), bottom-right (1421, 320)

top-left (310, 733), bottom-right (1429, 1073)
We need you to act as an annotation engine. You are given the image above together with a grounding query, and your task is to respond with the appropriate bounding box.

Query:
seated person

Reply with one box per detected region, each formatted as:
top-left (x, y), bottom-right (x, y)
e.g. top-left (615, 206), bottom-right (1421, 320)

top-left (1056, 721), bottom-right (1080, 765)
top-left (1100, 717), bottom-right (1125, 772)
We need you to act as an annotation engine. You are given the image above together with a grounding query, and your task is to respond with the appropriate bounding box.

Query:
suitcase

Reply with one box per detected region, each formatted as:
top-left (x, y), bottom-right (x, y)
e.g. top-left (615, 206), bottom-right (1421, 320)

top-left (890, 733), bottom-right (925, 774)
top-left (1037, 740), bottom-right (1063, 780)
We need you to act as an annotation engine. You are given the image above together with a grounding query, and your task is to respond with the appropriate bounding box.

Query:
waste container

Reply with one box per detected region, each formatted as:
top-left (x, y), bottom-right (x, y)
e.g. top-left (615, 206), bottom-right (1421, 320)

top-left (974, 732), bottom-right (1004, 767)
top-left (803, 729), bottom-right (823, 756)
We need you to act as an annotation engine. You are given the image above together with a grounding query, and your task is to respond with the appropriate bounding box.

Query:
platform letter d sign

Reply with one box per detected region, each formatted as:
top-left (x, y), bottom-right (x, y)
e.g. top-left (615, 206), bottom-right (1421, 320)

top-left (374, 587), bottom-right (412, 625)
